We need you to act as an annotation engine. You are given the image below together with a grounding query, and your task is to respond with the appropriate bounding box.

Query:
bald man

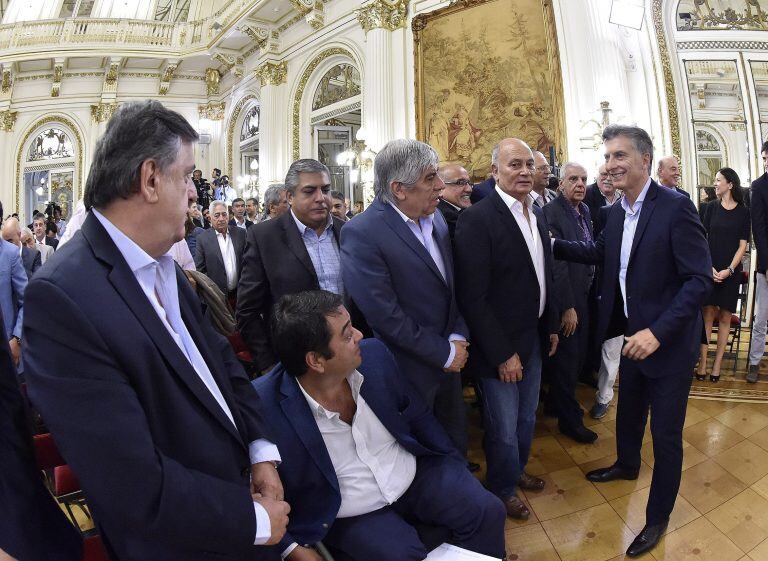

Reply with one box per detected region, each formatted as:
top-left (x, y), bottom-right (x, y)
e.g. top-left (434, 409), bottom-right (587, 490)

top-left (454, 138), bottom-right (559, 520)
top-left (657, 156), bottom-right (689, 198)
top-left (2, 217), bottom-right (40, 280)
top-left (437, 163), bottom-right (472, 240)
top-left (0, 219), bottom-right (26, 369)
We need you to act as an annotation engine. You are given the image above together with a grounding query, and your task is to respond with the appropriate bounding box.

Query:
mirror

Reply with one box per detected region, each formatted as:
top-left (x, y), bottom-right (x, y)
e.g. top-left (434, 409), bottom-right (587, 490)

top-left (684, 60), bottom-right (745, 122)
top-left (752, 61), bottom-right (768, 143)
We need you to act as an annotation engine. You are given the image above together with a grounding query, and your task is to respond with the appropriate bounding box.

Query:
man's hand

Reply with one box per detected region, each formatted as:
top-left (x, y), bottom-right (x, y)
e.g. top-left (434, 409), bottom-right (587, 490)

top-left (548, 334), bottom-right (559, 357)
top-left (287, 546), bottom-right (324, 561)
top-left (251, 461), bottom-right (284, 501)
top-left (713, 269), bottom-right (731, 283)
top-left (498, 353), bottom-right (523, 383)
top-left (560, 308), bottom-right (578, 337)
top-left (622, 328), bottom-right (660, 361)
top-left (444, 341), bottom-right (469, 373)
top-left (252, 494), bottom-right (290, 546)
top-left (8, 338), bottom-right (20, 366)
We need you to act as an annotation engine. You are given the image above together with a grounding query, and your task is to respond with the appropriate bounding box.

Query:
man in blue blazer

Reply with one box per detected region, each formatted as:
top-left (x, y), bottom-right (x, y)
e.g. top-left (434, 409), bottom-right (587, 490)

top-left (340, 139), bottom-right (471, 457)
top-left (0, 238), bottom-right (26, 370)
top-left (553, 125), bottom-right (712, 557)
top-left (252, 290), bottom-right (505, 561)
top-left (23, 101), bottom-right (287, 561)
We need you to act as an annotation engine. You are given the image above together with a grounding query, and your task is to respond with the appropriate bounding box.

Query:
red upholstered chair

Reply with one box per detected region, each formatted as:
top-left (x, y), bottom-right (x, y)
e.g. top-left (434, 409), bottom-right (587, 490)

top-left (83, 535), bottom-right (110, 561)
top-left (227, 331), bottom-right (257, 378)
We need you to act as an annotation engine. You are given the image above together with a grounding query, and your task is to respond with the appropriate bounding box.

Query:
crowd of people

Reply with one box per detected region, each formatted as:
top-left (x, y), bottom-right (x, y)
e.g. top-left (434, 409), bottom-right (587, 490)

top-left (2, 98), bottom-right (768, 561)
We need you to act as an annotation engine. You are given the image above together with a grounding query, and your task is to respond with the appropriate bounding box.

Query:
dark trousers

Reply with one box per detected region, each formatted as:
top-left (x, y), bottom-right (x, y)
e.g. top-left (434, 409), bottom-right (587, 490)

top-left (548, 304), bottom-right (589, 431)
top-left (615, 359), bottom-right (692, 525)
top-left (423, 372), bottom-right (468, 456)
top-left (323, 456), bottom-right (506, 561)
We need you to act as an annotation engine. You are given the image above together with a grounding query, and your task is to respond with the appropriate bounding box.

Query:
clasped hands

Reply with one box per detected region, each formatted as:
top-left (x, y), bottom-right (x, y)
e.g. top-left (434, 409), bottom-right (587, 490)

top-left (712, 267), bottom-right (732, 284)
top-left (250, 461), bottom-right (290, 546)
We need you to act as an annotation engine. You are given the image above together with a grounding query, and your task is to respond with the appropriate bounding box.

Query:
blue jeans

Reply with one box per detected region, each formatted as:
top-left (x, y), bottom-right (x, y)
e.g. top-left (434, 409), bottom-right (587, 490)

top-left (479, 338), bottom-right (542, 500)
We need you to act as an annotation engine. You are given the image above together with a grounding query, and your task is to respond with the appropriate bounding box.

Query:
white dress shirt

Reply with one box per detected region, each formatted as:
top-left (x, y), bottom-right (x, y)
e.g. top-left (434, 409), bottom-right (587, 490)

top-left (234, 217), bottom-right (248, 229)
top-left (495, 186), bottom-right (547, 317)
top-left (619, 177), bottom-right (651, 317)
top-left (388, 203), bottom-right (465, 367)
top-left (169, 239), bottom-right (195, 271)
top-left (215, 229), bottom-right (238, 291)
top-left (299, 371), bottom-right (417, 517)
top-left (92, 209), bottom-right (279, 545)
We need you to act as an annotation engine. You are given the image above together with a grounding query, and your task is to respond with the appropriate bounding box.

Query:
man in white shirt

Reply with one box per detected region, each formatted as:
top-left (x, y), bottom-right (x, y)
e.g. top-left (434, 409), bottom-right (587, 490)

top-left (531, 151), bottom-right (557, 208)
top-left (32, 214), bottom-right (58, 251)
top-left (230, 197), bottom-right (255, 229)
top-left (253, 290), bottom-right (505, 561)
top-left (22, 100), bottom-right (288, 561)
top-left (195, 200), bottom-right (246, 298)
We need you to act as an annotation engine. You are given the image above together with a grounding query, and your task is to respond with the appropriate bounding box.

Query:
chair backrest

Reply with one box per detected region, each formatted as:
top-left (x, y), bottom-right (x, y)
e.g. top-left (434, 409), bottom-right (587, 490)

top-left (33, 433), bottom-right (66, 471)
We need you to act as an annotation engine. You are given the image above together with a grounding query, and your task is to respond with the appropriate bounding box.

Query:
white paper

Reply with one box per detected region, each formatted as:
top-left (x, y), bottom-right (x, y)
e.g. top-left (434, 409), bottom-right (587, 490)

top-left (425, 543), bottom-right (501, 561)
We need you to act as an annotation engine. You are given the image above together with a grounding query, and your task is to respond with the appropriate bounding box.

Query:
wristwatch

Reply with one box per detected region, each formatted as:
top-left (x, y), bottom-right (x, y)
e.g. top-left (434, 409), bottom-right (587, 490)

top-left (11, 335), bottom-right (20, 344)
top-left (728, 266), bottom-right (735, 276)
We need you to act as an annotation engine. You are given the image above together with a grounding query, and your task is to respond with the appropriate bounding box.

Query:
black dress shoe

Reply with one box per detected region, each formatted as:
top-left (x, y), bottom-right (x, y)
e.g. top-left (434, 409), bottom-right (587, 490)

top-left (586, 465), bottom-right (639, 483)
top-left (559, 424), bottom-right (598, 444)
top-left (626, 521), bottom-right (668, 557)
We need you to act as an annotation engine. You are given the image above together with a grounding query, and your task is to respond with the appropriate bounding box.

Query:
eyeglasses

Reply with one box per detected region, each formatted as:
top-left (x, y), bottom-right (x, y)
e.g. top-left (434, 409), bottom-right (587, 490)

top-left (444, 179), bottom-right (472, 186)
top-left (535, 165), bottom-right (552, 173)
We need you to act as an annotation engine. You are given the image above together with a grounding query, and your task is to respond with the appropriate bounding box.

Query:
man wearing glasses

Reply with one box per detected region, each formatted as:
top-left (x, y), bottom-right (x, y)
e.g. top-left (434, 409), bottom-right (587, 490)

top-left (437, 163), bottom-right (473, 241)
top-left (532, 151), bottom-right (558, 208)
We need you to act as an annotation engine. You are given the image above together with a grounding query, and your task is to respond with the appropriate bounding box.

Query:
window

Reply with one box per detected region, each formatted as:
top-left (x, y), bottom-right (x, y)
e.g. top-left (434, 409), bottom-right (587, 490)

top-left (27, 128), bottom-right (74, 161)
top-left (240, 105), bottom-right (260, 142)
top-left (312, 64), bottom-right (361, 111)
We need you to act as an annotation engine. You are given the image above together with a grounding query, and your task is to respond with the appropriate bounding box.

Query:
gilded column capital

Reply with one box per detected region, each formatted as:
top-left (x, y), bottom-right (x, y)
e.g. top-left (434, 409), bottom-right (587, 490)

top-left (255, 61), bottom-right (287, 87)
top-left (205, 68), bottom-right (221, 96)
top-left (198, 101), bottom-right (226, 121)
top-left (91, 102), bottom-right (118, 124)
top-left (0, 110), bottom-right (17, 132)
top-left (356, 0), bottom-right (408, 33)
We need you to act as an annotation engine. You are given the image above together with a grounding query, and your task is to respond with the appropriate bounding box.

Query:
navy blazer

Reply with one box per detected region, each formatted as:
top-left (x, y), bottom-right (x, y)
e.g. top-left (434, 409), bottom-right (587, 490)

top-left (0, 240), bottom-right (26, 340)
top-left (553, 181), bottom-right (712, 377)
top-left (340, 200), bottom-right (469, 397)
top-left (252, 338), bottom-right (462, 551)
top-left (470, 176), bottom-right (495, 204)
top-left (23, 213), bottom-right (274, 561)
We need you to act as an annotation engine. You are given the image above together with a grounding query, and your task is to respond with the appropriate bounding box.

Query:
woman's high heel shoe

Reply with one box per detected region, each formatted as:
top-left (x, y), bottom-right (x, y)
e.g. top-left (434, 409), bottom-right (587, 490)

top-left (694, 372), bottom-right (706, 382)
top-left (710, 372), bottom-right (720, 383)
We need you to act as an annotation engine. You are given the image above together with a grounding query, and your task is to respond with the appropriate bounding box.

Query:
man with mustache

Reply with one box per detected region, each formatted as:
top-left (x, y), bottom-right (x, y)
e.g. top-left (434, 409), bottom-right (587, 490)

top-left (437, 163), bottom-right (472, 242)
top-left (237, 159), bottom-right (345, 374)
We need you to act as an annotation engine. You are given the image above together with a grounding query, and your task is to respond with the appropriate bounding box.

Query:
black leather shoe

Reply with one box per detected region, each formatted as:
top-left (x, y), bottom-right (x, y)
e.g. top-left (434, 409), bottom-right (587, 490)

top-left (559, 424), bottom-right (598, 444)
top-left (626, 521), bottom-right (668, 557)
top-left (586, 465), bottom-right (639, 483)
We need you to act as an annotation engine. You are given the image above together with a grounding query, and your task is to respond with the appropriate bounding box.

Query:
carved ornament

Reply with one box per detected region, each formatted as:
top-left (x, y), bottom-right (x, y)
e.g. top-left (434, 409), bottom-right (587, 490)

top-left (198, 101), bottom-right (226, 121)
top-left (0, 110), bottom-right (17, 132)
top-left (356, 0), bottom-right (408, 33)
top-left (91, 103), bottom-right (118, 123)
top-left (254, 61), bottom-right (287, 86)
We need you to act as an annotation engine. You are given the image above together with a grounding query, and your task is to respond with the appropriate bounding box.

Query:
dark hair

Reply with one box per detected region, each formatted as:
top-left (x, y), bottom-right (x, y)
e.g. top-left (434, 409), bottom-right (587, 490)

top-left (602, 124), bottom-right (654, 171)
top-left (213, 168), bottom-right (221, 176)
top-left (232, 197), bottom-right (244, 206)
top-left (284, 159), bottom-right (330, 194)
top-left (246, 197), bottom-right (257, 205)
top-left (762, 140), bottom-right (768, 155)
top-left (718, 167), bottom-right (743, 204)
top-left (330, 190), bottom-right (345, 201)
top-left (46, 221), bottom-right (58, 235)
top-left (271, 290), bottom-right (344, 377)
top-left (84, 100), bottom-right (199, 210)
top-left (33, 214), bottom-right (46, 224)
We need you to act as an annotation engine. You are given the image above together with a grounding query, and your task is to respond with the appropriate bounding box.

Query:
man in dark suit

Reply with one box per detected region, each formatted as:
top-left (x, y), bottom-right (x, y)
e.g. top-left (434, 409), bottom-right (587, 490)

top-left (0, 300), bottom-right (83, 561)
top-left (237, 159), bottom-right (345, 374)
top-left (436, 162), bottom-right (472, 241)
top-left (583, 164), bottom-right (620, 229)
top-left (23, 100), bottom-right (288, 561)
top-left (341, 139), bottom-right (470, 458)
top-left (32, 215), bottom-right (58, 250)
top-left (3, 216), bottom-right (41, 279)
top-left (230, 197), bottom-right (255, 230)
top-left (748, 141), bottom-right (768, 382)
top-left (469, 175), bottom-right (495, 204)
top-left (543, 162), bottom-right (596, 443)
top-left (657, 155), bottom-right (690, 198)
top-left (454, 138), bottom-right (559, 520)
top-left (195, 200), bottom-right (246, 298)
top-left (253, 291), bottom-right (505, 561)
top-left (531, 151), bottom-right (557, 208)
top-left (552, 125), bottom-right (711, 557)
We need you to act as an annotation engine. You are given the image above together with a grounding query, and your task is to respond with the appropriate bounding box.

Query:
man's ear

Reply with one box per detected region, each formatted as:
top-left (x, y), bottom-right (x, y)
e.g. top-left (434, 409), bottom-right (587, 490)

top-left (305, 351), bottom-right (325, 374)
top-left (390, 181), bottom-right (407, 202)
top-left (138, 159), bottom-right (160, 203)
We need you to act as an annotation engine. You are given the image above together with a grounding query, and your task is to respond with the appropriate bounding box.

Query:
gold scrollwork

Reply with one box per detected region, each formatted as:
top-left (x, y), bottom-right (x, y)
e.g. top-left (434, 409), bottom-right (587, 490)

top-left (1, 70), bottom-right (11, 94)
top-left (205, 68), bottom-right (221, 96)
top-left (356, 0), bottom-right (408, 33)
top-left (254, 61), bottom-right (288, 86)
top-left (198, 101), bottom-right (226, 121)
top-left (0, 110), bottom-right (17, 132)
top-left (90, 102), bottom-right (118, 123)
top-left (652, 0), bottom-right (682, 159)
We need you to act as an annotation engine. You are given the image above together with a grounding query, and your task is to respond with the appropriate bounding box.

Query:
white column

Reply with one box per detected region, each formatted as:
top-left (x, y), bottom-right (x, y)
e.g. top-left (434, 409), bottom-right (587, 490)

top-left (363, 27), bottom-right (395, 153)
top-left (258, 81), bottom-right (290, 190)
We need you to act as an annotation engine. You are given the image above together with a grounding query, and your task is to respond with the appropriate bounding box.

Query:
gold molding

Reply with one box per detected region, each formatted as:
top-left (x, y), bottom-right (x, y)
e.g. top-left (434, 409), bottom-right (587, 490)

top-left (291, 47), bottom-right (355, 161)
top-left (227, 94), bottom-right (257, 177)
top-left (205, 67), bottom-right (221, 96)
top-left (159, 62), bottom-right (178, 95)
top-left (90, 102), bottom-right (118, 123)
top-left (356, 0), bottom-right (408, 33)
top-left (652, 0), bottom-right (681, 158)
top-left (1, 69), bottom-right (11, 93)
top-left (51, 62), bottom-right (63, 97)
top-left (198, 101), bottom-right (226, 121)
top-left (0, 110), bottom-right (17, 132)
top-left (412, 0), bottom-right (566, 168)
top-left (15, 115), bottom-right (85, 217)
top-left (254, 61), bottom-right (287, 86)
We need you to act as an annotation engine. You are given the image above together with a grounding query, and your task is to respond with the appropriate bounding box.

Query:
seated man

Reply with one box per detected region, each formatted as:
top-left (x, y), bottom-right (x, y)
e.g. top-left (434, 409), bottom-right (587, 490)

top-left (253, 290), bottom-right (505, 561)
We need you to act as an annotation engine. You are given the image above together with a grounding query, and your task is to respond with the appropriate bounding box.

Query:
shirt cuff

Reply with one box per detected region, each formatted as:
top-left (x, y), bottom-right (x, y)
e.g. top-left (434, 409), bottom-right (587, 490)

top-left (248, 439), bottom-right (282, 465)
top-left (253, 501), bottom-right (272, 545)
top-left (281, 543), bottom-right (299, 560)
top-left (444, 339), bottom-right (457, 368)
top-left (550, 238), bottom-right (555, 249)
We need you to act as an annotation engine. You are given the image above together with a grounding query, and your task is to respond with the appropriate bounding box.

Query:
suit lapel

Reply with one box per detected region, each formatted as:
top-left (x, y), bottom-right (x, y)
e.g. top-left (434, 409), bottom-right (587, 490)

top-left (206, 230), bottom-right (226, 279)
top-left (629, 182), bottom-right (658, 265)
top-left (380, 201), bottom-right (447, 286)
top-left (490, 191), bottom-right (537, 276)
top-left (280, 213), bottom-right (318, 282)
top-left (279, 374), bottom-right (339, 492)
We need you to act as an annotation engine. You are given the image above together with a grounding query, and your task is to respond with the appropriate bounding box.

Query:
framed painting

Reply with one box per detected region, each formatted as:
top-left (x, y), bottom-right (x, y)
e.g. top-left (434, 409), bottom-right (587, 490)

top-left (413, 0), bottom-right (566, 180)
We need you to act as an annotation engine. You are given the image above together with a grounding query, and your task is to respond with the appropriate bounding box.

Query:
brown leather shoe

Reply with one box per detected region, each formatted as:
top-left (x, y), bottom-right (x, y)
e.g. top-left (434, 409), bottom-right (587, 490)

top-left (503, 494), bottom-right (530, 519)
top-left (519, 471), bottom-right (545, 491)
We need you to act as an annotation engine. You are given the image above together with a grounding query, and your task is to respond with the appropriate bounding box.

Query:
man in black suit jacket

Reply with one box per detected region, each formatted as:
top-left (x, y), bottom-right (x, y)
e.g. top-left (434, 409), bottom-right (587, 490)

top-left (455, 138), bottom-right (559, 521)
top-left (553, 125), bottom-right (711, 557)
top-left (657, 155), bottom-right (690, 198)
top-left (230, 197), bottom-right (255, 230)
top-left (23, 101), bottom-right (288, 561)
top-left (195, 200), bottom-right (246, 297)
top-left (583, 164), bottom-right (620, 229)
top-left (2, 216), bottom-right (41, 279)
top-left (437, 162), bottom-right (472, 241)
top-left (543, 163), bottom-right (596, 444)
top-left (748, 142), bottom-right (768, 381)
top-left (32, 215), bottom-right (58, 250)
top-left (237, 159), bottom-right (345, 374)
top-left (469, 175), bottom-right (495, 204)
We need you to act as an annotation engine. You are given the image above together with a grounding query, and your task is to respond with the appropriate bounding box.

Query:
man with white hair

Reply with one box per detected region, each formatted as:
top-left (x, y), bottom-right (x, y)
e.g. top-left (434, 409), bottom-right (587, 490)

top-left (22, 226), bottom-right (54, 265)
top-left (340, 139), bottom-right (471, 459)
top-left (195, 200), bottom-right (246, 298)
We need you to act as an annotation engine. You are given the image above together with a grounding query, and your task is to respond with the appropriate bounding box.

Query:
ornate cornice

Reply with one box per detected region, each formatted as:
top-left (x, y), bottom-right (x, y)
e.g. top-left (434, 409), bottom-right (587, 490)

top-left (159, 62), bottom-right (178, 95)
top-left (91, 102), bottom-right (118, 123)
top-left (652, 0), bottom-right (681, 159)
top-left (0, 110), bottom-right (17, 132)
top-left (677, 40), bottom-right (768, 50)
top-left (240, 25), bottom-right (271, 50)
top-left (51, 61), bottom-right (63, 97)
top-left (356, 0), bottom-right (408, 33)
top-left (254, 61), bottom-right (287, 86)
top-left (198, 101), bottom-right (226, 121)
top-left (205, 68), bottom-right (221, 96)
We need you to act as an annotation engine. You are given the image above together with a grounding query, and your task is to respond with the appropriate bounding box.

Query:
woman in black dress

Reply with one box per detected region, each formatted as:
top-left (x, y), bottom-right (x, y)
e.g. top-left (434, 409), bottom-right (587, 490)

top-left (697, 168), bottom-right (750, 382)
